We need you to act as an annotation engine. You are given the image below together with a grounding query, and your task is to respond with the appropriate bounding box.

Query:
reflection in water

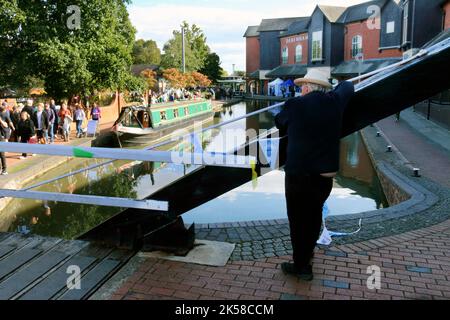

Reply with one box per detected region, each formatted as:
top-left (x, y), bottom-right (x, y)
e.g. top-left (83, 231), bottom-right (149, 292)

top-left (1, 101), bottom-right (388, 238)
top-left (182, 132), bottom-right (388, 224)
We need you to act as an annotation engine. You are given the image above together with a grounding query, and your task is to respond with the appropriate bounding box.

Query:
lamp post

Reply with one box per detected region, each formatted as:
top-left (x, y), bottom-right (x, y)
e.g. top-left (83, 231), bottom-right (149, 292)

top-left (181, 27), bottom-right (186, 74)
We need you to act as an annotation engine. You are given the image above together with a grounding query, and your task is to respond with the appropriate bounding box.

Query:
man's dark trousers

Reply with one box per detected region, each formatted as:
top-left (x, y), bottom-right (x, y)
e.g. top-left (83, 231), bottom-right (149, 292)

top-left (285, 173), bottom-right (333, 268)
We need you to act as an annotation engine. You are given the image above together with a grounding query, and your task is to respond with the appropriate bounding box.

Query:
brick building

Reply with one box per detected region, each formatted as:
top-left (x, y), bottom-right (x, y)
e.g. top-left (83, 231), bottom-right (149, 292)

top-left (245, 17), bottom-right (304, 95)
top-left (245, 0), bottom-right (449, 91)
top-left (244, 26), bottom-right (261, 94)
top-left (265, 18), bottom-right (310, 83)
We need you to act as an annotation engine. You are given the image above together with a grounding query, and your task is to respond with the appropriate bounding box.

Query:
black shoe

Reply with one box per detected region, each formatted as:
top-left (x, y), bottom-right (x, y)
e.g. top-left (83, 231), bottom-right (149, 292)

top-left (281, 262), bottom-right (314, 281)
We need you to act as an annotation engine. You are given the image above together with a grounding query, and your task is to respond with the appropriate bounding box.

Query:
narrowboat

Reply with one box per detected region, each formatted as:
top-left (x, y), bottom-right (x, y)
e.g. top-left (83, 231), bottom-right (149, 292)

top-left (112, 99), bottom-right (214, 146)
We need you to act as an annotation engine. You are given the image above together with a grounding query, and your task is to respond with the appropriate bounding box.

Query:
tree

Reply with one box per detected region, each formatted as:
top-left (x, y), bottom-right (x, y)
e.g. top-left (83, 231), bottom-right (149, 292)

top-left (0, 0), bottom-right (136, 100)
top-left (160, 21), bottom-right (210, 72)
top-left (191, 72), bottom-right (212, 87)
top-left (140, 69), bottom-right (158, 90)
top-left (132, 39), bottom-right (161, 65)
top-left (199, 53), bottom-right (224, 84)
top-left (162, 68), bottom-right (186, 89)
top-left (162, 69), bottom-right (211, 89)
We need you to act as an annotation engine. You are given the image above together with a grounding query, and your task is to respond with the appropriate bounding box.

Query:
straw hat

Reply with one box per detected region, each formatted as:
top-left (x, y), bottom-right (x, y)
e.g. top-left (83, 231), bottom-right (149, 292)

top-left (294, 69), bottom-right (332, 89)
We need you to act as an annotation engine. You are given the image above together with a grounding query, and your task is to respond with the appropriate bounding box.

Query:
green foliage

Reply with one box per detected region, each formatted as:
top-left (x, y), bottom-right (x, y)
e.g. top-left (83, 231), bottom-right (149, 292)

top-left (160, 21), bottom-right (211, 72)
top-left (0, 0), bottom-right (136, 100)
top-left (133, 39), bottom-right (161, 65)
top-left (200, 52), bottom-right (224, 84)
top-left (123, 73), bottom-right (147, 94)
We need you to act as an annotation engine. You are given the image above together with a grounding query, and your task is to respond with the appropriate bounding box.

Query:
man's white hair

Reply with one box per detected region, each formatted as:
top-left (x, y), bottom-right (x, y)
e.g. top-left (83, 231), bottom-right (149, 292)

top-left (304, 83), bottom-right (331, 93)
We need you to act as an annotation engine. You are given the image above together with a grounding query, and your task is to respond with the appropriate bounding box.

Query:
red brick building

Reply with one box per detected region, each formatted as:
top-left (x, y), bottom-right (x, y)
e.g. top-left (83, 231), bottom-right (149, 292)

top-left (245, 0), bottom-right (449, 91)
top-left (244, 26), bottom-right (260, 75)
top-left (343, 21), bottom-right (402, 61)
top-left (279, 33), bottom-right (308, 65)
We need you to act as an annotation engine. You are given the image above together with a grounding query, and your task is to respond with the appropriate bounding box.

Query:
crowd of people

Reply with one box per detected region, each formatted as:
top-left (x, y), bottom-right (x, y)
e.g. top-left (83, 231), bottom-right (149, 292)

top-left (148, 89), bottom-right (204, 105)
top-left (0, 99), bottom-right (103, 176)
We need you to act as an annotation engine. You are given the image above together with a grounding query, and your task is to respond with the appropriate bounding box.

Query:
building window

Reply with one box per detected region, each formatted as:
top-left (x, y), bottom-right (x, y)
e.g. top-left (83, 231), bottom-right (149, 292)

top-left (386, 21), bottom-right (395, 34)
top-left (312, 31), bottom-right (323, 61)
top-left (282, 47), bottom-right (288, 64)
top-left (403, 1), bottom-right (409, 44)
top-left (295, 45), bottom-right (303, 63)
top-left (352, 35), bottom-right (363, 58)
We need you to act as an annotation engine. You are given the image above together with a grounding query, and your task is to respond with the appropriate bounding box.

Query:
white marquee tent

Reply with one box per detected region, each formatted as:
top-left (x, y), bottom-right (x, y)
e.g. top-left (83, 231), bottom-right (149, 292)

top-left (268, 78), bottom-right (284, 97)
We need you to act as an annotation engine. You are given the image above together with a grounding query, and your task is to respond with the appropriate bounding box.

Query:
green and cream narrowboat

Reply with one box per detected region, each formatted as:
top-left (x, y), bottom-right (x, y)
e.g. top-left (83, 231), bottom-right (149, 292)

top-left (112, 99), bottom-right (214, 146)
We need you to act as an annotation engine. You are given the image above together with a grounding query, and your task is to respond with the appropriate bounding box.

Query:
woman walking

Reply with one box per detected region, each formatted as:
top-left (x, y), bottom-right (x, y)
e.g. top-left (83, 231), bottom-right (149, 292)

top-left (74, 104), bottom-right (86, 138)
top-left (17, 111), bottom-right (35, 160)
top-left (58, 103), bottom-right (73, 142)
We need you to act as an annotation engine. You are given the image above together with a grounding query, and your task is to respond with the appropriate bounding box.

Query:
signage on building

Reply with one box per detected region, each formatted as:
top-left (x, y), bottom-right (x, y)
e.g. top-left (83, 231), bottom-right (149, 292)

top-left (285, 35), bottom-right (308, 44)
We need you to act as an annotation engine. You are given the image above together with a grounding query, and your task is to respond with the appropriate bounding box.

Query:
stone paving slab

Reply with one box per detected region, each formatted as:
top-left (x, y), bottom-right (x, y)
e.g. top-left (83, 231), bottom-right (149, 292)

top-left (138, 240), bottom-right (235, 267)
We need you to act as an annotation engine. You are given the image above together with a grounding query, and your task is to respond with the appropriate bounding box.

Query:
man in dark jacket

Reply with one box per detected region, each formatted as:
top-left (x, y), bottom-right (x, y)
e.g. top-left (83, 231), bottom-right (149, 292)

top-left (0, 104), bottom-right (14, 175)
top-left (44, 103), bottom-right (56, 143)
top-left (22, 100), bottom-right (35, 117)
top-left (50, 99), bottom-right (59, 135)
top-left (31, 103), bottom-right (49, 143)
top-left (275, 69), bottom-right (354, 281)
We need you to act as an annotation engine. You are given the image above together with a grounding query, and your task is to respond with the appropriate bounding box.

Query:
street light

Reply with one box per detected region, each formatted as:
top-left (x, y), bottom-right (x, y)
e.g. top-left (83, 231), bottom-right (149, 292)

top-left (181, 27), bottom-right (186, 74)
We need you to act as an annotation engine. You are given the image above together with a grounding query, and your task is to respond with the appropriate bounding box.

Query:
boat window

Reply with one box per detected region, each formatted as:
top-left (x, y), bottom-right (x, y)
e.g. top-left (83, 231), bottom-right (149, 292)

top-left (160, 111), bottom-right (167, 121)
top-left (123, 110), bottom-right (143, 128)
top-left (184, 107), bottom-right (189, 115)
top-left (174, 109), bottom-right (179, 118)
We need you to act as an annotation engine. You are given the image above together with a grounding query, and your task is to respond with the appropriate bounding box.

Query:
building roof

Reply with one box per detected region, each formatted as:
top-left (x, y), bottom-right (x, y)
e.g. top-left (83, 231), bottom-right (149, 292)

top-left (131, 64), bottom-right (159, 76)
top-left (266, 64), bottom-right (308, 78)
top-left (257, 17), bottom-right (306, 32)
top-left (332, 58), bottom-right (401, 76)
top-left (279, 18), bottom-right (310, 37)
top-left (337, 0), bottom-right (388, 24)
top-left (243, 26), bottom-right (260, 37)
top-left (248, 70), bottom-right (260, 79)
top-left (317, 5), bottom-right (347, 23)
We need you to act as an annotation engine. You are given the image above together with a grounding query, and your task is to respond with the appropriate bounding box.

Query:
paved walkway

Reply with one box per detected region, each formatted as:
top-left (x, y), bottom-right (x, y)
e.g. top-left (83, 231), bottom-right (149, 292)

top-left (104, 107), bottom-right (450, 301)
top-left (111, 219), bottom-right (450, 300)
top-left (377, 109), bottom-right (450, 188)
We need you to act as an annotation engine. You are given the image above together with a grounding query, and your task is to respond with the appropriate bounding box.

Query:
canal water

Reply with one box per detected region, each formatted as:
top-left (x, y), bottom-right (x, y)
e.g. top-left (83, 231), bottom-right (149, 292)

top-left (0, 101), bottom-right (388, 239)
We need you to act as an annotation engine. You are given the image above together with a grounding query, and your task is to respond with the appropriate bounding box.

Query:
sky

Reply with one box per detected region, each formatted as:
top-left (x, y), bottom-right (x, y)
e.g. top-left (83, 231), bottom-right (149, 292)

top-left (128, 0), bottom-right (369, 73)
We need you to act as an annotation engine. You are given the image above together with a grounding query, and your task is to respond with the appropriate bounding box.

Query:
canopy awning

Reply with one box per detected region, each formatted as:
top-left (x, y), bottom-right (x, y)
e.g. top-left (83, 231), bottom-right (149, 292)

top-left (332, 58), bottom-right (402, 77)
top-left (248, 70), bottom-right (260, 79)
top-left (266, 64), bottom-right (308, 78)
top-left (248, 70), bottom-right (271, 80)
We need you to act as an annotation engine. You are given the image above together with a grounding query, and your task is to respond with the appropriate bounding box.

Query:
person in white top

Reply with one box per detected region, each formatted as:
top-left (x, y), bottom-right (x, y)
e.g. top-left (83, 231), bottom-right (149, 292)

top-left (74, 104), bottom-right (86, 138)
